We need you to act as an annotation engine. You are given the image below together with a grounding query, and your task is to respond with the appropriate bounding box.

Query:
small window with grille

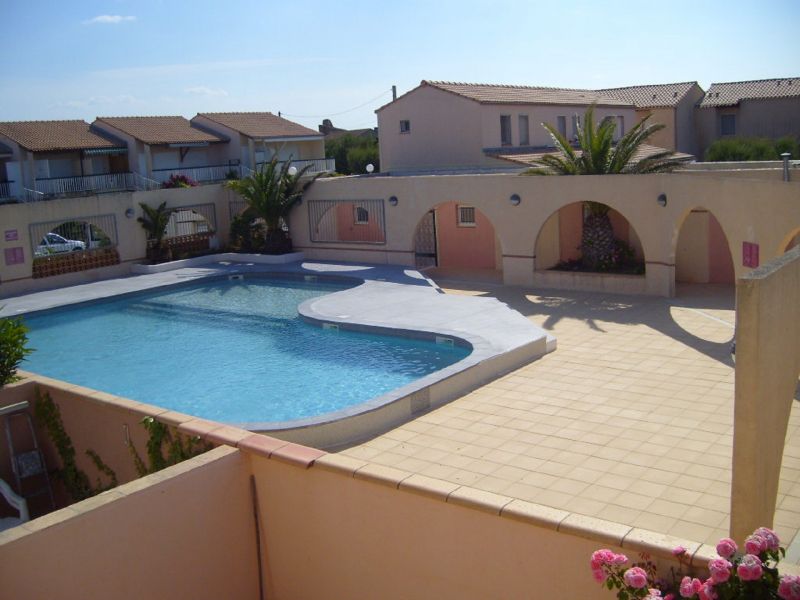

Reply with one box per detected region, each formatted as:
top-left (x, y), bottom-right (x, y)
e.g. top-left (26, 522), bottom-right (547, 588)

top-left (354, 206), bottom-right (369, 224)
top-left (457, 205), bottom-right (476, 227)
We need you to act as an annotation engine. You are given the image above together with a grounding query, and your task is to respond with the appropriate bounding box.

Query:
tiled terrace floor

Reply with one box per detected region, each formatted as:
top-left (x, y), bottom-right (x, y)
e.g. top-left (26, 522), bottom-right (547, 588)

top-left (341, 281), bottom-right (800, 551)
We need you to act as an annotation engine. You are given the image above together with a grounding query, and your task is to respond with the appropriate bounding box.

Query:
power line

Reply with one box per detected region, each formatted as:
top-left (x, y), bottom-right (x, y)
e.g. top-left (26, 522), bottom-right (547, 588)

top-left (280, 89), bottom-right (392, 119)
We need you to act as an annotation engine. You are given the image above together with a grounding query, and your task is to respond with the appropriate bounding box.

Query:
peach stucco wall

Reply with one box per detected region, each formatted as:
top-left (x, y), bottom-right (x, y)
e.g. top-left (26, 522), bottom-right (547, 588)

top-left (335, 202), bottom-right (384, 243)
top-left (0, 446), bottom-right (259, 600)
top-left (434, 202), bottom-right (497, 270)
top-left (675, 209), bottom-right (734, 284)
top-left (295, 172), bottom-right (800, 296)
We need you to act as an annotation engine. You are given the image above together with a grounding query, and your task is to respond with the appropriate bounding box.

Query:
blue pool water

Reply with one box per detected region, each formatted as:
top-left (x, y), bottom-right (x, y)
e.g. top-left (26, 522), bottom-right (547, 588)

top-left (22, 277), bottom-right (470, 424)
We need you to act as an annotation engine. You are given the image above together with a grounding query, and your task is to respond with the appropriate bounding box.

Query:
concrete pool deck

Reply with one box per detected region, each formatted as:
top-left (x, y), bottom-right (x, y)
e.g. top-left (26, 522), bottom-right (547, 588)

top-left (339, 278), bottom-right (800, 555)
top-left (0, 256), bottom-right (554, 448)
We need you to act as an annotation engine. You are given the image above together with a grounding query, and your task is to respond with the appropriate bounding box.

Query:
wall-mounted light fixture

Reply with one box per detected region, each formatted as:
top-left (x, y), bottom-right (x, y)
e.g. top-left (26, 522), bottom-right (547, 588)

top-left (288, 166), bottom-right (298, 176)
top-left (388, 196), bottom-right (398, 206)
top-left (125, 208), bottom-right (135, 219)
top-left (509, 193), bottom-right (521, 206)
top-left (657, 193), bottom-right (667, 207)
top-left (366, 164), bottom-right (375, 174)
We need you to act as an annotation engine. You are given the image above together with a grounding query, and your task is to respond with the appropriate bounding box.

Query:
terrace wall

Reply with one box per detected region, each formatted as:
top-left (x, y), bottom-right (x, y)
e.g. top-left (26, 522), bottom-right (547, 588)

top-left (295, 172), bottom-right (800, 296)
top-left (0, 184), bottom-right (235, 298)
top-left (0, 377), bottom-right (707, 599)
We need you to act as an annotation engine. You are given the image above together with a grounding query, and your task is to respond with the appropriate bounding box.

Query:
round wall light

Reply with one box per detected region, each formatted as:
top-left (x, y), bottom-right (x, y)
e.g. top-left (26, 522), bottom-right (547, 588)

top-left (388, 196), bottom-right (399, 206)
top-left (509, 193), bottom-right (521, 206)
top-left (125, 208), bottom-right (135, 219)
top-left (366, 163), bottom-right (375, 174)
top-left (657, 193), bottom-right (667, 207)
top-left (288, 166), bottom-right (298, 176)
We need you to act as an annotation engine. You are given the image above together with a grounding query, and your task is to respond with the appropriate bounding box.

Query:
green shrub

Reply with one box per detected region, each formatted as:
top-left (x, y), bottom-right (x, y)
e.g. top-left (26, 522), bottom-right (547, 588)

top-left (0, 315), bottom-right (32, 387)
top-left (705, 136), bottom-right (799, 161)
top-left (325, 134), bottom-right (379, 174)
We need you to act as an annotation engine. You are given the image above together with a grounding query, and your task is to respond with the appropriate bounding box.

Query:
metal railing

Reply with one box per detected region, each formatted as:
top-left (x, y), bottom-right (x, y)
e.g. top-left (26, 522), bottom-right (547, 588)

top-left (0, 180), bottom-right (13, 198)
top-left (152, 164), bottom-right (238, 184)
top-left (23, 188), bottom-right (45, 202)
top-left (34, 172), bottom-right (138, 197)
top-left (308, 198), bottom-right (386, 244)
top-left (255, 157), bottom-right (336, 175)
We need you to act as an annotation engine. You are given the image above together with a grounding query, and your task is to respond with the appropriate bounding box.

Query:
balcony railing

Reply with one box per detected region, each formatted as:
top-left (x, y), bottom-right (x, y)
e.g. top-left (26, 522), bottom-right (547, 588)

top-left (33, 172), bottom-right (155, 198)
top-left (254, 158), bottom-right (336, 175)
top-left (152, 164), bottom-right (239, 184)
top-left (0, 180), bottom-right (12, 200)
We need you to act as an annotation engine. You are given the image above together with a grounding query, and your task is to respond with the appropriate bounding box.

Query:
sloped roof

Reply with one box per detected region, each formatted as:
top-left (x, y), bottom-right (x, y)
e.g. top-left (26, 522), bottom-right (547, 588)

top-left (94, 116), bottom-right (224, 145)
top-left (419, 81), bottom-right (632, 107)
top-left (0, 120), bottom-right (124, 152)
top-left (195, 112), bottom-right (321, 139)
top-left (488, 144), bottom-right (694, 167)
top-left (699, 77), bottom-right (800, 107)
top-left (598, 82), bottom-right (700, 108)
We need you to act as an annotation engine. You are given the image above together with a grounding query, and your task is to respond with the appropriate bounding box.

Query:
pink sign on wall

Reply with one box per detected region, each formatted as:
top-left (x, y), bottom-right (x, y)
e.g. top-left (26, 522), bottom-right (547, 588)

top-left (4, 229), bottom-right (18, 242)
top-left (4, 247), bottom-right (24, 266)
top-left (743, 241), bottom-right (759, 268)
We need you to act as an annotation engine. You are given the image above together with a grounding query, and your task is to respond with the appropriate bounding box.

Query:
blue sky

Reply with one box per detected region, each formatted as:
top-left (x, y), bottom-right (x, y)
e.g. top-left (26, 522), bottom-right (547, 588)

top-left (2, 0), bottom-right (799, 131)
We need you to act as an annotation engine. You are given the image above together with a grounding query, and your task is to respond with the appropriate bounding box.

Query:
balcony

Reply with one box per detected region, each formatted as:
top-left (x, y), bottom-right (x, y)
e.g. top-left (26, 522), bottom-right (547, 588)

top-left (152, 164), bottom-right (239, 185)
top-left (0, 180), bottom-right (13, 203)
top-left (34, 172), bottom-right (159, 198)
top-left (253, 157), bottom-right (336, 175)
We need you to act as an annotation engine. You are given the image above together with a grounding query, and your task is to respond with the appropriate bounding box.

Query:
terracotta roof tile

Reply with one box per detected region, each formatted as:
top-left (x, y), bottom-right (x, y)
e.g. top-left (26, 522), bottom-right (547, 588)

top-left (94, 116), bottom-right (224, 145)
top-left (0, 120), bottom-right (124, 152)
top-left (598, 82), bottom-right (700, 108)
top-left (422, 81), bottom-right (633, 108)
top-left (195, 112), bottom-right (321, 139)
top-left (699, 77), bottom-right (800, 107)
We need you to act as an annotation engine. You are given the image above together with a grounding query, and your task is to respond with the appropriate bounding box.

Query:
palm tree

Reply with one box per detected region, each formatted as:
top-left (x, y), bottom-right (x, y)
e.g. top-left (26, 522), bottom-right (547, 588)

top-left (530, 105), bottom-right (685, 271)
top-left (137, 201), bottom-right (173, 263)
top-left (227, 156), bottom-right (319, 254)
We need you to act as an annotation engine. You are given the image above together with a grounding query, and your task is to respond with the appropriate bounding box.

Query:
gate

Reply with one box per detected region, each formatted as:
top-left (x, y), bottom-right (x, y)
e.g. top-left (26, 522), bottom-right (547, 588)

top-left (414, 210), bottom-right (438, 268)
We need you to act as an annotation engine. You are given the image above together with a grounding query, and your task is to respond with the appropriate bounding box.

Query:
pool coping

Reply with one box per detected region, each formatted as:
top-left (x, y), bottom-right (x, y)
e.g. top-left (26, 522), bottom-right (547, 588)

top-left (1, 255), bottom-right (555, 449)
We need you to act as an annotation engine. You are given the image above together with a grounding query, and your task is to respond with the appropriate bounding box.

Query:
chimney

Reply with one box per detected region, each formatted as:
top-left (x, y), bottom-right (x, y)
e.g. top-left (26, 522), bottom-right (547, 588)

top-left (392, 85), bottom-right (397, 101)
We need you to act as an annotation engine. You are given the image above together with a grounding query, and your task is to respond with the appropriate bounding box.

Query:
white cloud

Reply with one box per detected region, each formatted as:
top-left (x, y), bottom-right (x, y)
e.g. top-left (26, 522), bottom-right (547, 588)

top-left (184, 86), bottom-right (229, 97)
top-left (84, 15), bottom-right (137, 25)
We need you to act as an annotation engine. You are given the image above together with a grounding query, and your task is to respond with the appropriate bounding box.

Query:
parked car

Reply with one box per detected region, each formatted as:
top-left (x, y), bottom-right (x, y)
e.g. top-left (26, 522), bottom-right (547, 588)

top-left (35, 233), bottom-right (86, 257)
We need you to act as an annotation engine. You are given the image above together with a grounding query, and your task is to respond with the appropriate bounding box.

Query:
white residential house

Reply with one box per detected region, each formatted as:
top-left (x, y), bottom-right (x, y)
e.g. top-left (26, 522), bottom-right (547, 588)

top-left (92, 116), bottom-right (230, 184)
top-left (191, 112), bottom-right (332, 175)
top-left (0, 120), bottom-right (131, 200)
top-left (375, 80), bottom-right (637, 174)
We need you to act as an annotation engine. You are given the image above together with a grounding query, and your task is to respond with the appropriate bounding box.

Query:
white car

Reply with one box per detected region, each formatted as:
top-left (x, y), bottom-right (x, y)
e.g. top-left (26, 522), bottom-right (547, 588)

top-left (35, 233), bottom-right (86, 257)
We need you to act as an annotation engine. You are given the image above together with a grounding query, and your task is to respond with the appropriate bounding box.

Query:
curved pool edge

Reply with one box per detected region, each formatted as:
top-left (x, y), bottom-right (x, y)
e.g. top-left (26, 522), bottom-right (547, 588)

top-left (2, 255), bottom-right (556, 450)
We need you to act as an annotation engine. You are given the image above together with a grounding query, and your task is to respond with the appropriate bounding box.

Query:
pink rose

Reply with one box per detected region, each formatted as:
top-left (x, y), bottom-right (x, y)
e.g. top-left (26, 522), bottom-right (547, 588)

top-left (646, 589), bottom-right (662, 599)
top-left (737, 554), bottom-right (764, 581)
top-left (708, 558), bottom-right (732, 584)
top-left (610, 553), bottom-right (628, 565)
top-left (673, 545), bottom-right (687, 557)
top-left (698, 579), bottom-right (717, 600)
top-left (624, 566), bottom-right (649, 589)
top-left (665, 595), bottom-right (675, 600)
top-left (592, 567), bottom-right (606, 583)
top-left (754, 527), bottom-right (780, 551)
top-left (779, 575), bottom-right (800, 600)
top-left (745, 534), bottom-right (767, 555)
top-left (679, 576), bottom-right (703, 598)
top-left (715, 537), bottom-right (737, 558)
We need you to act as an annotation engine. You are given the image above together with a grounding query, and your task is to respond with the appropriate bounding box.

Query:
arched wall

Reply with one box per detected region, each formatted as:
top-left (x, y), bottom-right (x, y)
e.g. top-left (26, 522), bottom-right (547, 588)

top-left (534, 202), bottom-right (646, 271)
top-left (674, 208), bottom-right (735, 284)
top-left (780, 228), bottom-right (800, 254)
top-left (294, 173), bottom-right (800, 297)
top-left (415, 201), bottom-right (500, 270)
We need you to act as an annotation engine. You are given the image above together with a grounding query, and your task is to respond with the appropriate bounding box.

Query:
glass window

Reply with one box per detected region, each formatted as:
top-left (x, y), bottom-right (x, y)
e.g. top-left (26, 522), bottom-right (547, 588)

top-left (500, 115), bottom-right (512, 146)
top-left (571, 114), bottom-right (581, 138)
top-left (518, 115), bottom-right (529, 146)
top-left (557, 116), bottom-right (567, 138)
top-left (354, 207), bottom-right (369, 224)
top-left (399, 120), bottom-right (411, 134)
top-left (721, 114), bottom-right (736, 136)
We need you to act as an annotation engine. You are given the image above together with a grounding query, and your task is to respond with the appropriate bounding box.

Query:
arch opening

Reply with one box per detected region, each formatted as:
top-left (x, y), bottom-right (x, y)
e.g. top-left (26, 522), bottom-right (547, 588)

top-left (674, 207), bottom-right (735, 287)
top-left (534, 201), bottom-right (645, 274)
top-left (412, 201), bottom-right (502, 283)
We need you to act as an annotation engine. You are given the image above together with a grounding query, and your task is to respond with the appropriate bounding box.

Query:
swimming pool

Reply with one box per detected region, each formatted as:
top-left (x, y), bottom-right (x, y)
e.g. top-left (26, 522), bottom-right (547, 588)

top-left (22, 276), bottom-right (471, 425)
